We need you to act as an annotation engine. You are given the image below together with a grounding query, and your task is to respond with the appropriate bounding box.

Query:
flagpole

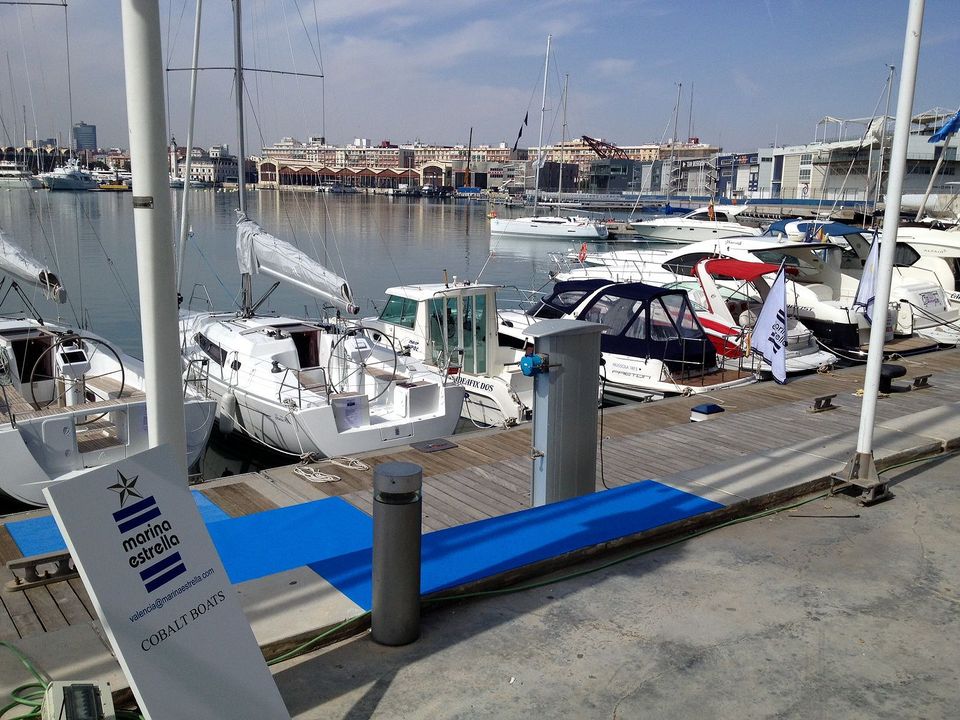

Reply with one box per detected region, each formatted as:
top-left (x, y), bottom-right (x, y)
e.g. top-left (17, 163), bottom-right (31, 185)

top-left (842, 0), bottom-right (924, 503)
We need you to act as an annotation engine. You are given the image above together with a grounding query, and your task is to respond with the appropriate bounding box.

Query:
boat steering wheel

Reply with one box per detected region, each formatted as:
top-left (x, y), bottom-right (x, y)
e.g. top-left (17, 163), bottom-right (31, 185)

top-left (326, 326), bottom-right (399, 402)
top-left (28, 335), bottom-right (126, 425)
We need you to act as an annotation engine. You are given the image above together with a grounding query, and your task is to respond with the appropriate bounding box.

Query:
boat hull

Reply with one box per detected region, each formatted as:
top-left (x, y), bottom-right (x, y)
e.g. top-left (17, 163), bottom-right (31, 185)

top-left (491, 216), bottom-right (608, 240)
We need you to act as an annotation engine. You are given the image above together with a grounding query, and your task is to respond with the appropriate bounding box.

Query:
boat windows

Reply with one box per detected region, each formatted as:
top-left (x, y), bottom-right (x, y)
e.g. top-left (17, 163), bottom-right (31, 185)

top-left (428, 297), bottom-right (458, 365)
top-left (461, 294), bottom-right (487, 375)
top-left (530, 289), bottom-right (594, 319)
top-left (662, 252), bottom-right (715, 277)
top-left (195, 332), bottom-right (227, 366)
top-left (659, 294), bottom-right (705, 339)
top-left (649, 300), bottom-right (681, 341)
top-left (582, 294), bottom-right (644, 337)
top-left (379, 295), bottom-right (418, 329)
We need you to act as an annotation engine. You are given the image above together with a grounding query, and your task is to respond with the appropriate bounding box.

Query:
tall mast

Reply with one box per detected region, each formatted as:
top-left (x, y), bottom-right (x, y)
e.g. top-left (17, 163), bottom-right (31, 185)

top-left (557, 72), bottom-right (568, 216)
top-left (233, 0), bottom-right (252, 314)
top-left (667, 82), bottom-right (682, 203)
top-left (874, 64), bottom-right (896, 208)
top-left (532, 34), bottom-right (550, 216)
top-left (176, 0), bottom-right (203, 293)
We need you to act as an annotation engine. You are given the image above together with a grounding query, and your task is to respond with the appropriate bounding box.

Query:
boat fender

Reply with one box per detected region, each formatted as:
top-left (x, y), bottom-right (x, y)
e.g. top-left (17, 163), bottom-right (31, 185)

top-left (217, 390), bottom-right (237, 434)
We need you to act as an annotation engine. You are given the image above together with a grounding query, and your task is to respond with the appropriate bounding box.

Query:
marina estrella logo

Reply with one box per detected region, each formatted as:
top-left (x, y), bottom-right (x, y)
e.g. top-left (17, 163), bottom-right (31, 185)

top-left (109, 471), bottom-right (186, 594)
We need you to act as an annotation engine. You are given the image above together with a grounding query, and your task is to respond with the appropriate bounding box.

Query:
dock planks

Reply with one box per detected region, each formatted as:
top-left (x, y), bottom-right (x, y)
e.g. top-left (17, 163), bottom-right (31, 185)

top-left (2, 347), bottom-right (960, 642)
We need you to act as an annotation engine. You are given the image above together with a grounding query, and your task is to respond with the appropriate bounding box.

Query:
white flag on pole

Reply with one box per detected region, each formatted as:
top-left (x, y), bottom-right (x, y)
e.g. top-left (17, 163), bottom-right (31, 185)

top-left (853, 231), bottom-right (880, 322)
top-left (752, 262), bottom-right (788, 384)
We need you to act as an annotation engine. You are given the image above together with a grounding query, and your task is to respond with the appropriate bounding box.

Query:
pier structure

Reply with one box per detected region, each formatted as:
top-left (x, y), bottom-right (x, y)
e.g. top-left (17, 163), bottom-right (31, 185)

top-left (3, 348), bottom-right (960, 707)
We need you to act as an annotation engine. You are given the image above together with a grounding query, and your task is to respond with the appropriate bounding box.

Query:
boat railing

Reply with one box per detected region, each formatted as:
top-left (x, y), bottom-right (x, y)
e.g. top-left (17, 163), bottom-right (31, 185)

top-left (276, 366), bottom-right (330, 408)
top-left (185, 283), bottom-right (215, 312)
top-left (183, 357), bottom-right (209, 398)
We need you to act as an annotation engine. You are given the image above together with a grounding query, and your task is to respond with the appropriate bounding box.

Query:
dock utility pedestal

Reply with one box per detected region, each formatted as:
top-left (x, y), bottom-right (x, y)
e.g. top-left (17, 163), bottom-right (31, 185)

top-left (522, 319), bottom-right (605, 507)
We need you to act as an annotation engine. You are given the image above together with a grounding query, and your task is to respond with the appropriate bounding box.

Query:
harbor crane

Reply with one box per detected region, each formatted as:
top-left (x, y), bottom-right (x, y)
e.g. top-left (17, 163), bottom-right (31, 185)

top-left (581, 135), bottom-right (628, 159)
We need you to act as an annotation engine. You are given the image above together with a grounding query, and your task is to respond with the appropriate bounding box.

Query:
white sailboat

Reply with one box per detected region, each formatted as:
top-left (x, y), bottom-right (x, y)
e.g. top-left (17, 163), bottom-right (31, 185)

top-left (178, 1), bottom-right (463, 457)
top-left (0, 231), bottom-right (216, 506)
top-left (489, 36), bottom-right (607, 242)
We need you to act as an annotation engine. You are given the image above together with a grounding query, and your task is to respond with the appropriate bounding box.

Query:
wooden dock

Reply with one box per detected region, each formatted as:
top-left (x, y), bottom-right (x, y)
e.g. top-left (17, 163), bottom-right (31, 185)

top-left (3, 347), bottom-right (960, 644)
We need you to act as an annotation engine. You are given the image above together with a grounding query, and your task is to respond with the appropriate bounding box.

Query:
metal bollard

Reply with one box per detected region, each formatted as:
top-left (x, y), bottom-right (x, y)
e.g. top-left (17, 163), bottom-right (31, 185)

top-left (371, 461), bottom-right (423, 645)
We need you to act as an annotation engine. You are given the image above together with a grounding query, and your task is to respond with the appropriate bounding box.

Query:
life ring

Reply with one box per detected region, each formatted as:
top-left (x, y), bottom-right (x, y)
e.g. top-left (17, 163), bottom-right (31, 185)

top-left (578, 242), bottom-right (588, 263)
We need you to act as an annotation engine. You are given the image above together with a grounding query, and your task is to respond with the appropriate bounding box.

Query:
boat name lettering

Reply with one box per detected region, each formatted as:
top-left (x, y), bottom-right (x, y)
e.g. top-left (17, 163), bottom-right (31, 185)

top-left (453, 376), bottom-right (495, 393)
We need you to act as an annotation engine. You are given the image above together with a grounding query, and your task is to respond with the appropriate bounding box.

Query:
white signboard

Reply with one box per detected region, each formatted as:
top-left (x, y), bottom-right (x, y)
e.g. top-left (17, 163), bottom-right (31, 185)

top-left (44, 445), bottom-right (290, 720)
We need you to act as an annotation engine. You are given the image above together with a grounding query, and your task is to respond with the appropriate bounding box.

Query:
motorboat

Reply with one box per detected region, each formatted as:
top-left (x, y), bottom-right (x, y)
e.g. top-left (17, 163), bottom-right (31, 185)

top-left (668, 258), bottom-right (838, 375)
top-left (552, 228), bottom-right (958, 355)
top-left (0, 233), bottom-right (215, 507)
top-left (0, 160), bottom-right (43, 190)
top-left (38, 159), bottom-right (100, 191)
top-left (490, 214), bottom-right (609, 240)
top-left (180, 215), bottom-right (465, 456)
top-left (498, 279), bottom-right (758, 401)
top-left (363, 280), bottom-right (533, 428)
top-left (628, 204), bottom-right (761, 244)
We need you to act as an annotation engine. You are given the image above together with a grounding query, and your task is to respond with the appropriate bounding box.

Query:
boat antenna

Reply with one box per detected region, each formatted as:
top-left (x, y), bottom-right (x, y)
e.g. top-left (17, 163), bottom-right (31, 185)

top-left (532, 34), bottom-right (550, 217)
top-left (667, 81), bottom-right (681, 206)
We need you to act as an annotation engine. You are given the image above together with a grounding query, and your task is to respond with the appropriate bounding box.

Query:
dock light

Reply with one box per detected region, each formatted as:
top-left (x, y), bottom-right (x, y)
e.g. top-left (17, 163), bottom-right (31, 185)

top-left (520, 353), bottom-right (548, 377)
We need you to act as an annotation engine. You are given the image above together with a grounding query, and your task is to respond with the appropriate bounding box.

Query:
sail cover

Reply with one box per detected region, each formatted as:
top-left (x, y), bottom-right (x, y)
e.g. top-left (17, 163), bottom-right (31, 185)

top-left (236, 215), bottom-right (358, 314)
top-left (0, 229), bottom-right (66, 303)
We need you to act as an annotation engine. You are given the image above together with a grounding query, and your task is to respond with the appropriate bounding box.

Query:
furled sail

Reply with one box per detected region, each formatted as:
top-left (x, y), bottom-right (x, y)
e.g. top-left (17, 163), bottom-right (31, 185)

top-left (235, 214), bottom-right (358, 314)
top-left (0, 228), bottom-right (67, 303)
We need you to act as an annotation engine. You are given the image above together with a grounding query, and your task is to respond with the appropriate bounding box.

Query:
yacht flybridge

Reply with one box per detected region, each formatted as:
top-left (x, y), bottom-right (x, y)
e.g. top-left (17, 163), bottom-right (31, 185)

top-left (629, 204), bottom-right (761, 244)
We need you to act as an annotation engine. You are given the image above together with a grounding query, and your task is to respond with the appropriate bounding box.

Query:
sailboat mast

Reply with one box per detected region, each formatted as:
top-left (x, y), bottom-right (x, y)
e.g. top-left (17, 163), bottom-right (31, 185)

top-left (233, 0), bottom-right (253, 313)
top-left (668, 82), bottom-right (681, 203)
top-left (176, 0), bottom-right (203, 294)
top-left (533, 34), bottom-right (550, 216)
top-left (558, 73), bottom-right (567, 215)
top-left (874, 64), bottom-right (895, 208)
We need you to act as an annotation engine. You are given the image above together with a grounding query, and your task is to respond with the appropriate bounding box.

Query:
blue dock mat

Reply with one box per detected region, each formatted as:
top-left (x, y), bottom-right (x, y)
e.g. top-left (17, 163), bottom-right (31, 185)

top-left (311, 480), bottom-right (722, 610)
top-left (5, 480), bottom-right (721, 614)
top-left (5, 490), bottom-right (231, 557)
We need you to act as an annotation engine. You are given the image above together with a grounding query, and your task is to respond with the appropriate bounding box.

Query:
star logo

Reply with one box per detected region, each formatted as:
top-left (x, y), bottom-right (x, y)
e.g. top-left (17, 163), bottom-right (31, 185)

top-left (108, 470), bottom-right (143, 507)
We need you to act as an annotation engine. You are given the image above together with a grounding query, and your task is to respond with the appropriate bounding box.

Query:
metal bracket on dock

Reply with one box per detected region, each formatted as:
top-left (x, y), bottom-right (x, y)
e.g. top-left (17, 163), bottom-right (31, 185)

top-left (809, 394), bottom-right (837, 413)
top-left (5, 550), bottom-right (78, 592)
top-left (911, 374), bottom-right (931, 390)
top-left (831, 451), bottom-right (893, 506)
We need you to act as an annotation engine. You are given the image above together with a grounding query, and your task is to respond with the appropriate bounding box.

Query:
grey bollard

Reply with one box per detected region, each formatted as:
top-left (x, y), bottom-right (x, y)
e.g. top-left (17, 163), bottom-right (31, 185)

top-left (371, 461), bottom-right (423, 645)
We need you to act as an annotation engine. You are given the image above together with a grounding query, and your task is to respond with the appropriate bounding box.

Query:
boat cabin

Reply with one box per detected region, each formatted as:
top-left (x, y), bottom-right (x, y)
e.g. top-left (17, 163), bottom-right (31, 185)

top-left (372, 282), bottom-right (499, 376)
top-left (531, 280), bottom-right (719, 373)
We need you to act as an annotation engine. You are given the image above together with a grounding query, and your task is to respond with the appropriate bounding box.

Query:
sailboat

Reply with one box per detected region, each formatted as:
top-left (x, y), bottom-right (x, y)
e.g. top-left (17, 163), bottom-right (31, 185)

top-left (0, 229), bottom-right (216, 506)
top-left (178, 1), bottom-right (463, 457)
top-left (489, 36), bottom-right (607, 242)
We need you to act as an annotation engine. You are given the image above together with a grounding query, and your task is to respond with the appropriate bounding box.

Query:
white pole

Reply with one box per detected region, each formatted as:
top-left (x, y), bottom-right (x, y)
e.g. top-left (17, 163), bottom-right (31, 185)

top-left (532, 34), bottom-right (550, 216)
top-left (120, 0), bottom-right (188, 481)
top-left (176, 0), bottom-right (203, 293)
top-left (850, 0), bottom-right (924, 491)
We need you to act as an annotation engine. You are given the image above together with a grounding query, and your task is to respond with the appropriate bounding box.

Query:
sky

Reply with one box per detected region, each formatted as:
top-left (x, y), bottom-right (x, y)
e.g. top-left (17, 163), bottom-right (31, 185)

top-left (1, 0), bottom-right (958, 155)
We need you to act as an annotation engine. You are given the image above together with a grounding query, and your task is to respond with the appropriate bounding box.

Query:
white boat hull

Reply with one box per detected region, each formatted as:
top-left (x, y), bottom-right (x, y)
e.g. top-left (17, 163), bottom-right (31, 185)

top-left (629, 220), bottom-right (760, 244)
top-left (0, 176), bottom-right (43, 190)
top-left (491, 216), bottom-right (608, 240)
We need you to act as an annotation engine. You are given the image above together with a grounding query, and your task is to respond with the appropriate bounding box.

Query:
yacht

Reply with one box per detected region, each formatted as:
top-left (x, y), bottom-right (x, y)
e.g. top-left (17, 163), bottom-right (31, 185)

top-left (629, 204), bottom-right (761, 244)
top-left (0, 160), bottom-right (43, 189)
top-left (490, 214), bottom-right (609, 240)
top-left (499, 279), bottom-right (757, 401)
top-left (38, 159), bottom-right (100, 191)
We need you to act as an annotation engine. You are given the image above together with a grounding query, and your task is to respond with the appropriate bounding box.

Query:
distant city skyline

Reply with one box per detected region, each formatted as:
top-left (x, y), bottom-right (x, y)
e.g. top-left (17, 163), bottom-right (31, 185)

top-left (0, 1), bottom-right (958, 155)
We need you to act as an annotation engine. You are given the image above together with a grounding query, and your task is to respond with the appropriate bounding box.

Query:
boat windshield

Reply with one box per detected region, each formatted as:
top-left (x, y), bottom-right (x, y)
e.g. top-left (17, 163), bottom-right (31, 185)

top-left (529, 288), bottom-right (596, 319)
top-left (378, 295), bottom-right (418, 329)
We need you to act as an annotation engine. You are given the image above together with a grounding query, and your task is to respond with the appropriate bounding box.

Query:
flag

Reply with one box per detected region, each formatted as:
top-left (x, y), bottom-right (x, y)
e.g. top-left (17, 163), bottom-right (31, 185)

top-left (511, 112), bottom-right (530, 153)
top-left (751, 261), bottom-right (788, 384)
top-left (853, 231), bottom-right (880, 322)
top-left (928, 109), bottom-right (960, 144)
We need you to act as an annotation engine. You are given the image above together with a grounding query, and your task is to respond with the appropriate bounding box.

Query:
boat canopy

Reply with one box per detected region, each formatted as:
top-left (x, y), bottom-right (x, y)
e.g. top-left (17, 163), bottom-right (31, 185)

top-left (702, 258), bottom-right (799, 282)
top-left (529, 279), bottom-right (613, 319)
top-left (236, 214), bottom-right (358, 314)
top-left (0, 229), bottom-right (66, 303)
top-left (580, 283), bottom-right (717, 370)
top-left (765, 219), bottom-right (870, 239)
